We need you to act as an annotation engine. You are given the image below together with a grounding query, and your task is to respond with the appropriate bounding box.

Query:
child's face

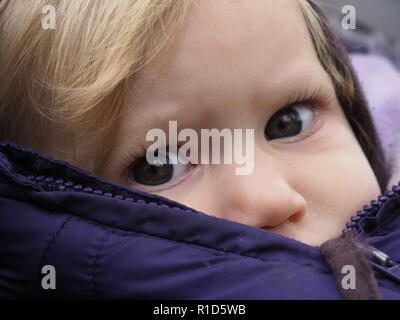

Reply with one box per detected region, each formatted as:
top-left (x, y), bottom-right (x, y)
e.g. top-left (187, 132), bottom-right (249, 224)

top-left (102, 0), bottom-right (381, 246)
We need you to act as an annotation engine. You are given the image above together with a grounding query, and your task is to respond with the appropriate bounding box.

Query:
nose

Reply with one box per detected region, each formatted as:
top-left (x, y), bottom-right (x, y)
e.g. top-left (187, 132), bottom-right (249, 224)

top-left (212, 155), bottom-right (307, 229)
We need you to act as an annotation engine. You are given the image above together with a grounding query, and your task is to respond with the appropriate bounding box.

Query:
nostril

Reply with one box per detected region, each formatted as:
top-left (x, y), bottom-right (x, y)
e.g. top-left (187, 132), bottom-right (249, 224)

top-left (258, 207), bottom-right (306, 230)
top-left (289, 210), bottom-right (305, 223)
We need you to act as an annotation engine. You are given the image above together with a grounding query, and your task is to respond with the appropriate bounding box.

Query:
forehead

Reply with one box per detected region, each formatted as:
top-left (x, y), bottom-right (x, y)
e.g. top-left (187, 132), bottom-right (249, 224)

top-left (127, 0), bottom-right (324, 119)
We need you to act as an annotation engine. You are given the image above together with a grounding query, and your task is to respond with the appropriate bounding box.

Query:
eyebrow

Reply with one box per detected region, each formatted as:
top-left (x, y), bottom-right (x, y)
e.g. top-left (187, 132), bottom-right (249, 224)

top-left (123, 66), bottom-right (335, 142)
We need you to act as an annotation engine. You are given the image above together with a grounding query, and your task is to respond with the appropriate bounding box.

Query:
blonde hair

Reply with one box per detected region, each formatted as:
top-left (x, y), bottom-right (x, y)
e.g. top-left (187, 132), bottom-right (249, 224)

top-left (0, 0), bottom-right (190, 173)
top-left (0, 0), bottom-right (372, 177)
top-left (298, 0), bottom-right (355, 104)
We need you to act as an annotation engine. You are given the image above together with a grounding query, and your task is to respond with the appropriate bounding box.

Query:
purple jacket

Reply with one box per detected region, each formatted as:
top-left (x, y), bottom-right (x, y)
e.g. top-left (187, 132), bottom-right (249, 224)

top-left (1, 141), bottom-right (400, 299)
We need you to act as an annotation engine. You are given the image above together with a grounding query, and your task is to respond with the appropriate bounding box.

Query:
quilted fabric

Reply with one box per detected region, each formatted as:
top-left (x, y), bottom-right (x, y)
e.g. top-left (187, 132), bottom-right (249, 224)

top-left (1, 141), bottom-right (400, 299)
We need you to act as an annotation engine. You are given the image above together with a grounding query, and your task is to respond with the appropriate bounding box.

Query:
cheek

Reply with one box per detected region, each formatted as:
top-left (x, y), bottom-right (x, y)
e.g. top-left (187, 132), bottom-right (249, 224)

top-left (326, 151), bottom-right (379, 211)
top-left (295, 129), bottom-right (381, 221)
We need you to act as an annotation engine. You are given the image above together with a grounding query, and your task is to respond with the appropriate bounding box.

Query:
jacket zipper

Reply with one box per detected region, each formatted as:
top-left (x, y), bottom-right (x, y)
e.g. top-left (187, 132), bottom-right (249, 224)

top-left (27, 174), bottom-right (400, 284)
top-left (342, 184), bottom-right (400, 234)
top-left (369, 246), bottom-right (400, 284)
top-left (343, 183), bottom-right (400, 284)
top-left (25, 174), bottom-right (195, 211)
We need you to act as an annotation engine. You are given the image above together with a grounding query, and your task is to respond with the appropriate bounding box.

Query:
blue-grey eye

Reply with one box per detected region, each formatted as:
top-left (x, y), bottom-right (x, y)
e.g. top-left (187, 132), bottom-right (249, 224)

top-left (264, 104), bottom-right (313, 140)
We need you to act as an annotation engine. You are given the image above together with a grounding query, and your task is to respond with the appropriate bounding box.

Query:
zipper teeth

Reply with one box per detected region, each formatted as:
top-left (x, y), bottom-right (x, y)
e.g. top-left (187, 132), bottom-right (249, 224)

top-left (26, 175), bottom-right (400, 226)
top-left (26, 174), bottom-right (194, 211)
top-left (343, 182), bottom-right (400, 235)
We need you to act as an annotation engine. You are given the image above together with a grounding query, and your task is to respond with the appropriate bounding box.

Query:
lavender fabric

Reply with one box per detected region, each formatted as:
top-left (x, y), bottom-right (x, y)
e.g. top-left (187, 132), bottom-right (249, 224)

top-left (351, 53), bottom-right (400, 187)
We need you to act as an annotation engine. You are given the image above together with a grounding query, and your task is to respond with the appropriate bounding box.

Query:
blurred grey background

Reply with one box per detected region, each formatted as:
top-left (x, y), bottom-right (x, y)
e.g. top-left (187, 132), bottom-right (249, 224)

top-left (319, 0), bottom-right (400, 45)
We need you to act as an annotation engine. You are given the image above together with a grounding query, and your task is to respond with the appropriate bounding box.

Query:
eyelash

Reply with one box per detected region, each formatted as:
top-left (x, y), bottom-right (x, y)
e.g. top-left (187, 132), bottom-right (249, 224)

top-left (285, 85), bottom-right (333, 107)
top-left (273, 86), bottom-right (334, 143)
top-left (119, 86), bottom-right (334, 184)
top-left (121, 150), bottom-right (197, 192)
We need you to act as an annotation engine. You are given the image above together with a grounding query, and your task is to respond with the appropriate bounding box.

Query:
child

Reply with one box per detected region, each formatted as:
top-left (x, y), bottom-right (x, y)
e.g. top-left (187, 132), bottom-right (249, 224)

top-left (0, 0), bottom-right (399, 300)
